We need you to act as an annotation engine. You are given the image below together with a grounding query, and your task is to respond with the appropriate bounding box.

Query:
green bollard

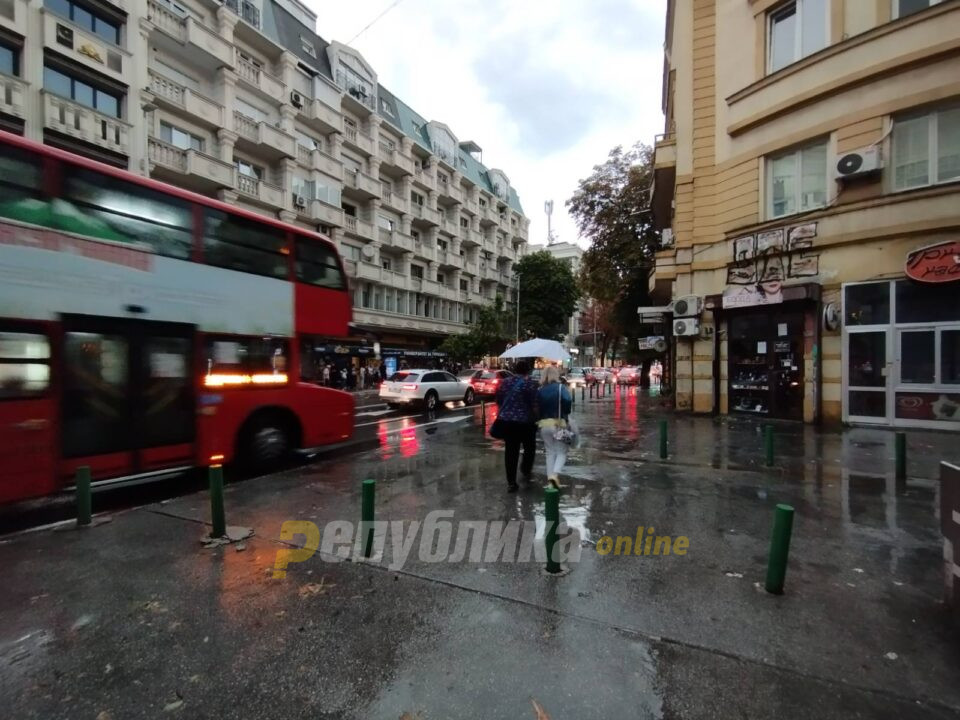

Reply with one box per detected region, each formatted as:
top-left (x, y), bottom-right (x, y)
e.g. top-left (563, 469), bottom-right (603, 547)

top-left (544, 486), bottom-right (561, 574)
top-left (76, 465), bottom-right (92, 527)
top-left (659, 419), bottom-right (668, 460)
top-left (765, 504), bottom-right (795, 594)
top-left (895, 432), bottom-right (907, 482)
top-left (361, 478), bottom-right (375, 558)
top-left (764, 424), bottom-right (774, 467)
top-left (209, 464), bottom-right (226, 538)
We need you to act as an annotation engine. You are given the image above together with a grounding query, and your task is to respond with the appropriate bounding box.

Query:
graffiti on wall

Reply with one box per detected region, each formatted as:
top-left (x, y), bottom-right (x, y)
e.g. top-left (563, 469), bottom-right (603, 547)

top-left (722, 223), bottom-right (820, 309)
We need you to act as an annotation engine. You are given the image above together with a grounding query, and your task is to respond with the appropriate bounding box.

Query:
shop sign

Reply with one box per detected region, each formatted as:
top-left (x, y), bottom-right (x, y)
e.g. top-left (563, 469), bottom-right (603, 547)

top-left (905, 240), bottom-right (960, 283)
top-left (638, 336), bottom-right (665, 351)
top-left (722, 286), bottom-right (783, 309)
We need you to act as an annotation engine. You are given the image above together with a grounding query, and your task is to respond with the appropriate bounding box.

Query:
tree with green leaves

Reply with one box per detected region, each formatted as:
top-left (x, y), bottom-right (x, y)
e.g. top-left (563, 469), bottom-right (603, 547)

top-left (567, 142), bottom-right (659, 366)
top-left (439, 296), bottom-right (512, 364)
top-left (513, 250), bottom-right (580, 341)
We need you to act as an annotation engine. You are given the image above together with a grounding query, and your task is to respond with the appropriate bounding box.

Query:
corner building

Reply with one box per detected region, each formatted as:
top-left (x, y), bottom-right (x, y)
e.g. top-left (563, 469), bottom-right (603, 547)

top-left (650, 0), bottom-right (960, 430)
top-left (0, 0), bottom-right (529, 365)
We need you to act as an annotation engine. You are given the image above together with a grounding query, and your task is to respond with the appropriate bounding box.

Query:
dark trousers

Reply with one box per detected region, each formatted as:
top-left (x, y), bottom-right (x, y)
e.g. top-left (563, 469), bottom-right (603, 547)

top-left (501, 421), bottom-right (536, 486)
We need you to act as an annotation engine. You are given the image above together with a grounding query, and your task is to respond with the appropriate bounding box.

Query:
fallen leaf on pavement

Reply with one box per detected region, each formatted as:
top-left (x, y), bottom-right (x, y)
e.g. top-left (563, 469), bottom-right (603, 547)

top-left (531, 699), bottom-right (551, 719)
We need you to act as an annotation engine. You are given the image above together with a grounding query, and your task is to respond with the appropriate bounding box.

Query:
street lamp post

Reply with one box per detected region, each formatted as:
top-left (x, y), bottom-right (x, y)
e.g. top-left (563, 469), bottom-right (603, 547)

top-left (515, 272), bottom-right (520, 343)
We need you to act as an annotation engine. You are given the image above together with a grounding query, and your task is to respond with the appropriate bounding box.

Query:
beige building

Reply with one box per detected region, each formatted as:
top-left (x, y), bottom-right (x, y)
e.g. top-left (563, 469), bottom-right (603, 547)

top-left (650, 0), bottom-right (960, 430)
top-left (0, 0), bottom-right (528, 359)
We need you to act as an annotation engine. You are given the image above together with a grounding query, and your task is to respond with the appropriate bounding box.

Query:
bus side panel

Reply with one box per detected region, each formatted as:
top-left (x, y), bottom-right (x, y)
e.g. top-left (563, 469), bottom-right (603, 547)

top-left (196, 386), bottom-right (354, 464)
top-left (0, 397), bottom-right (57, 504)
top-left (294, 284), bottom-right (353, 336)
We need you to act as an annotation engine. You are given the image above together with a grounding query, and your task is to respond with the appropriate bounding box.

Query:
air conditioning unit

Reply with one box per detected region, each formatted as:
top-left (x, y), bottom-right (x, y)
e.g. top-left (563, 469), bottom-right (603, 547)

top-left (293, 194), bottom-right (307, 209)
top-left (660, 228), bottom-right (674, 247)
top-left (674, 317), bottom-right (701, 337)
top-left (671, 294), bottom-right (702, 317)
top-left (835, 146), bottom-right (883, 180)
top-left (290, 91), bottom-right (304, 109)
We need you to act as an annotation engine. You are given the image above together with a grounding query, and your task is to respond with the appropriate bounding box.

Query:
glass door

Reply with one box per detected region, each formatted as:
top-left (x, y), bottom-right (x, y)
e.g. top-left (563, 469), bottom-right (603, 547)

top-left (845, 329), bottom-right (890, 424)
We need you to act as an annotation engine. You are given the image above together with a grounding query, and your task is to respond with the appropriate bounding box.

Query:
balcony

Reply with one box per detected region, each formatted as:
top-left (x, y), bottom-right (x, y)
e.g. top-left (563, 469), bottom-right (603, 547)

top-left (378, 142), bottom-right (414, 175)
top-left (437, 250), bottom-right (464, 270)
top-left (235, 54), bottom-right (285, 102)
top-left (233, 111), bottom-right (296, 159)
top-left (343, 215), bottom-right (375, 241)
top-left (411, 276), bottom-right (440, 296)
top-left (235, 173), bottom-right (285, 207)
top-left (43, 92), bottom-right (131, 156)
top-left (477, 204), bottom-right (496, 226)
top-left (43, 10), bottom-right (128, 83)
top-left (498, 244), bottom-right (516, 261)
top-left (147, 71), bottom-right (223, 128)
top-left (437, 178), bottom-right (462, 203)
top-left (0, 72), bottom-right (26, 120)
top-left (380, 184), bottom-right (408, 213)
top-left (463, 260), bottom-right (479, 276)
top-left (308, 199), bottom-right (343, 227)
top-left (336, 72), bottom-right (376, 115)
top-left (481, 266), bottom-right (499, 282)
top-left (413, 167), bottom-right (435, 191)
top-left (223, 0), bottom-right (261, 29)
top-left (301, 97), bottom-right (341, 135)
top-left (343, 125), bottom-right (375, 155)
top-left (412, 242), bottom-right (436, 263)
top-left (146, 1), bottom-right (232, 67)
top-left (461, 229), bottom-right (481, 248)
top-left (463, 198), bottom-right (478, 215)
top-left (148, 137), bottom-right (233, 189)
top-left (410, 203), bottom-right (440, 226)
top-left (297, 145), bottom-right (343, 180)
top-left (343, 168), bottom-right (381, 199)
top-left (651, 132), bottom-right (677, 230)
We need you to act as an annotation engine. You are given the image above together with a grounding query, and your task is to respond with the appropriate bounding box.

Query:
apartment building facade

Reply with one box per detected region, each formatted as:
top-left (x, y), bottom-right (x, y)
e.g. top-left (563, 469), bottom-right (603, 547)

top-left (650, 0), bottom-right (960, 430)
top-left (0, 0), bottom-right (529, 363)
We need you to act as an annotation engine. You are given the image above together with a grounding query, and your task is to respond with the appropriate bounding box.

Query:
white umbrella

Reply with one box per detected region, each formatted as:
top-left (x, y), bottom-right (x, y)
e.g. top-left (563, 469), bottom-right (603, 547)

top-left (499, 338), bottom-right (570, 362)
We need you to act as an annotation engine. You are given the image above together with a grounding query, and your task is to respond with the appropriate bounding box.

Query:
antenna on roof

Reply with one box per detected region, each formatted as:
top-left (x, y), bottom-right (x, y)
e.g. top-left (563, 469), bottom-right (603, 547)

top-left (544, 200), bottom-right (555, 245)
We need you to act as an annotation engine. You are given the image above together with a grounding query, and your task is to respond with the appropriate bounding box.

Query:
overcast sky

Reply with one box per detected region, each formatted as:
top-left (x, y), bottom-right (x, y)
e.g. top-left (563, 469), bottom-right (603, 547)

top-left (302, 0), bottom-right (667, 249)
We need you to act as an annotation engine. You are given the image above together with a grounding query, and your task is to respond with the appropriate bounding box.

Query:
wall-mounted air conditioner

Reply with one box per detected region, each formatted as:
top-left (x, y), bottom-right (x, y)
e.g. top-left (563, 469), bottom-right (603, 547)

top-left (835, 146), bottom-right (883, 180)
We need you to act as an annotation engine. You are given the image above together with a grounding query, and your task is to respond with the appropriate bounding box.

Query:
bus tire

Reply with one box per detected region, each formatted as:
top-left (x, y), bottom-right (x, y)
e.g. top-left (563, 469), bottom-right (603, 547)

top-left (424, 391), bottom-right (439, 411)
top-left (240, 411), bottom-right (297, 468)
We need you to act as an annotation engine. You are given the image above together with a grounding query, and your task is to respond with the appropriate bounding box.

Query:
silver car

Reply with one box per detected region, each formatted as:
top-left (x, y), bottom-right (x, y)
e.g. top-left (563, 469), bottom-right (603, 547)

top-left (379, 369), bottom-right (475, 411)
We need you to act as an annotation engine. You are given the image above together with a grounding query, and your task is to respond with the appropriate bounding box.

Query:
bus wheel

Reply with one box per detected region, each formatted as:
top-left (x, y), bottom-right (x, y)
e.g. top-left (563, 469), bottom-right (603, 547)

top-left (244, 416), bottom-right (291, 467)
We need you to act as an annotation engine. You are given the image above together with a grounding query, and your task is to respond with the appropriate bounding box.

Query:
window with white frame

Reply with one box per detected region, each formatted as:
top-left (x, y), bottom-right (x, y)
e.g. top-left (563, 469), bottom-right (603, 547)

top-left (160, 121), bottom-right (204, 152)
top-left (766, 140), bottom-right (829, 219)
top-left (768, 0), bottom-right (828, 74)
top-left (893, 0), bottom-right (946, 19)
top-left (891, 106), bottom-right (960, 191)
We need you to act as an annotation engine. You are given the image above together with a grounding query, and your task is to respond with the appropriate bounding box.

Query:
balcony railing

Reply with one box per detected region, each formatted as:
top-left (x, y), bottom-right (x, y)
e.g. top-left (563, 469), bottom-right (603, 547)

top-left (0, 72), bottom-right (25, 119)
top-left (233, 111), bottom-right (258, 141)
top-left (148, 137), bottom-right (187, 172)
top-left (236, 173), bottom-right (258, 196)
top-left (44, 93), bottom-right (130, 155)
top-left (236, 56), bottom-right (261, 86)
top-left (297, 143), bottom-right (312, 164)
top-left (147, 0), bottom-right (185, 39)
top-left (223, 0), bottom-right (260, 29)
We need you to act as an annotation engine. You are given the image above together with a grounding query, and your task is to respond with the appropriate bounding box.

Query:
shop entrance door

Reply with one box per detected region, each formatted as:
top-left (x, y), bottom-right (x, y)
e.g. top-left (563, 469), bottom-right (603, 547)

top-left (728, 310), bottom-right (805, 420)
top-left (845, 329), bottom-right (890, 424)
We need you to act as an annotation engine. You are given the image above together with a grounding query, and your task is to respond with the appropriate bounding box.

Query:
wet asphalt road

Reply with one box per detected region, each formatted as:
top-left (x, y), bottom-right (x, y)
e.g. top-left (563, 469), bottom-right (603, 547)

top-left (1, 388), bottom-right (960, 719)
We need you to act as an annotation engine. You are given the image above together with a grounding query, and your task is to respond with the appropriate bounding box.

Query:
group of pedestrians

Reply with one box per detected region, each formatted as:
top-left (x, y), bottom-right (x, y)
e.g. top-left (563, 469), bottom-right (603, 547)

top-left (493, 360), bottom-right (573, 493)
top-left (316, 363), bottom-right (386, 391)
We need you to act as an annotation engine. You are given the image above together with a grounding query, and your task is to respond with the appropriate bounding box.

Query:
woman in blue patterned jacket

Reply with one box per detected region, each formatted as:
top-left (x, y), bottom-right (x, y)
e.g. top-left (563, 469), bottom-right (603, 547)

top-left (495, 360), bottom-right (539, 492)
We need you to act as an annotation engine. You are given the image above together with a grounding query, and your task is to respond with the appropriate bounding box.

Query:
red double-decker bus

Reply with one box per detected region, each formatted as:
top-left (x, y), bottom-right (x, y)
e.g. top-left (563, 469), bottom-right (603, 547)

top-left (0, 131), bottom-right (354, 505)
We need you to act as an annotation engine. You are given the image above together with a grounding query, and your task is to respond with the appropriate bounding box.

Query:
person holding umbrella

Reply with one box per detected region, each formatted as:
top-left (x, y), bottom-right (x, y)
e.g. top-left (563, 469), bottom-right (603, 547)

top-left (493, 360), bottom-right (539, 492)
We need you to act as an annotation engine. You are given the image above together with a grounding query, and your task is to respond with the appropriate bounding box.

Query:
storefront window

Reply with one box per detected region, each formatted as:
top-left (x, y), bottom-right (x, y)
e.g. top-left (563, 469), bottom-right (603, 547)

top-left (848, 333), bottom-right (886, 387)
top-left (900, 330), bottom-right (935, 384)
top-left (942, 330), bottom-right (960, 384)
top-left (849, 391), bottom-right (886, 417)
top-left (895, 280), bottom-right (960, 323)
top-left (845, 282), bottom-right (889, 325)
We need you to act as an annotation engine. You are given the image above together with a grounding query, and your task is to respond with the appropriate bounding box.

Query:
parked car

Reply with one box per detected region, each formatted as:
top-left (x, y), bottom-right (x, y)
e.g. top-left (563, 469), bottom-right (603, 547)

top-left (474, 369), bottom-right (514, 397)
top-left (565, 367), bottom-right (587, 388)
top-left (380, 369), bottom-right (475, 410)
top-left (617, 366), bottom-right (641, 385)
top-left (590, 367), bottom-right (614, 385)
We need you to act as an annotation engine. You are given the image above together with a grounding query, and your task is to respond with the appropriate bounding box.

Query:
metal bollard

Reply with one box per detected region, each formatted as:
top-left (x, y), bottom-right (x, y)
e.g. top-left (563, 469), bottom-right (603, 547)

top-left (765, 504), bottom-right (795, 594)
top-left (895, 432), bottom-right (907, 482)
top-left (581, 386), bottom-right (585, 403)
top-left (481, 400), bottom-right (486, 425)
top-left (76, 465), bottom-right (92, 527)
top-left (361, 478), bottom-right (375, 558)
top-left (544, 486), bottom-right (561, 574)
top-left (209, 464), bottom-right (226, 538)
top-left (764, 425), bottom-right (774, 467)
top-left (659, 419), bottom-right (668, 460)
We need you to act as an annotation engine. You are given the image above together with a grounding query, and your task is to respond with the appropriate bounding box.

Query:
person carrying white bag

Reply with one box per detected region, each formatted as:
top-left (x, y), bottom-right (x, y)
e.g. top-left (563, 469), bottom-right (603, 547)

top-left (537, 366), bottom-right (577, 489)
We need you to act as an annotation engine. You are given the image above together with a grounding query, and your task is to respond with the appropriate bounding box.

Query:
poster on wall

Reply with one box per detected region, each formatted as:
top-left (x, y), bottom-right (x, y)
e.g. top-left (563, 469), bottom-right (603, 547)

top-left (756, 229), bottom-right (785, 253)
top-left (721, 285), bottom-right (784, 309)
top-left (895, 392), bottom-right (960, 422)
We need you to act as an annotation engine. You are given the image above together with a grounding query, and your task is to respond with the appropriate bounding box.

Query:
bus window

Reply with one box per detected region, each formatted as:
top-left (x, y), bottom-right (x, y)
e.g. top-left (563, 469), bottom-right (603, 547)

top-left (203, 336), bottom-right (290, 387)
top-left (0, 331), bottom-right (51, 399)
top-left (62, 168), bottom-right (194, 259)
top-left (0, 148), bottom-right (44, 225)
top-left (295, 237), bottom-right (346, 289)
top-left (204, 211), bottom-right (289, 280)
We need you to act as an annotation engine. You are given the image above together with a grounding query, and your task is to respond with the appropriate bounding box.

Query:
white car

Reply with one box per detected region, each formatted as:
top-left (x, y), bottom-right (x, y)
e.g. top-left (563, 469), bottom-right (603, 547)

top-left (380, 369), bottom-right (475, 411)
